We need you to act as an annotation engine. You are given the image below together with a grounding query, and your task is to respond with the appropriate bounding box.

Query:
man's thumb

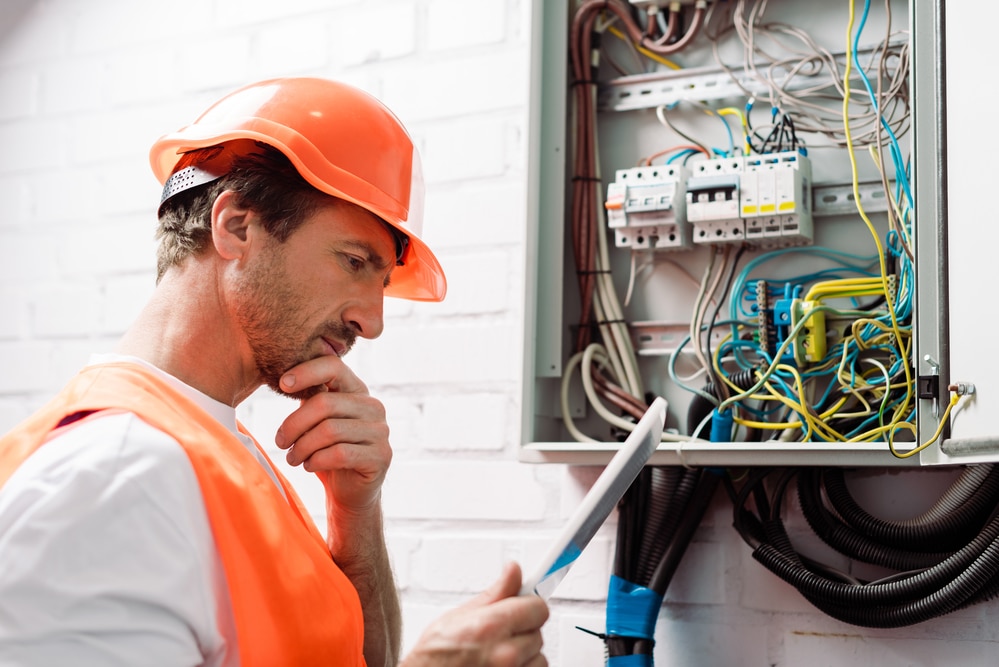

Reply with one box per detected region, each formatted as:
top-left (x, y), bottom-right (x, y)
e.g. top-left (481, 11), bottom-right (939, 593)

top-left (469, 561), bottom-right (523, 607)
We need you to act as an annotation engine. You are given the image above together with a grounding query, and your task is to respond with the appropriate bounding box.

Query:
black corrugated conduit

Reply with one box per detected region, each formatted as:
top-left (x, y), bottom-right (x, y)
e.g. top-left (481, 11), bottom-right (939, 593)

top-left (729, 465), bottom-right (999, 628)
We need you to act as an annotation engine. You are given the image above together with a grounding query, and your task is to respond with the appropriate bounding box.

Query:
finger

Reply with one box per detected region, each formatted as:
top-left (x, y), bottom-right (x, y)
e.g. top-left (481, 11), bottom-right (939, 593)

top-left (286, 418), bottom-right (387, 465)
top-left (276, 392), bottom-right (384, 449)
top-left (280, 355), bottom-right (368, 395)
top-left (298, 438), bottom-right (391, 477)
top-left (484, 595), bottom-right (549, 636)
top-left (468, 562), bottom-right (523, 608)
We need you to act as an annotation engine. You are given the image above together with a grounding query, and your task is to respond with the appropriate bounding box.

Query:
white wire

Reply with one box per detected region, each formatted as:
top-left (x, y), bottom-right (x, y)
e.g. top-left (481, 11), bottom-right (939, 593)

top-left (592, 119), bottom-right (644, 399)
top-left (560, 349), bottom-right (603, 443)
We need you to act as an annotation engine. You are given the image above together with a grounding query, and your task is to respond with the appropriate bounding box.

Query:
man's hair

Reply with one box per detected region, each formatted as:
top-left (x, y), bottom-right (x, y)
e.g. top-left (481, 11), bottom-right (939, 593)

top-left (154, 142), bottom-right (333, 282)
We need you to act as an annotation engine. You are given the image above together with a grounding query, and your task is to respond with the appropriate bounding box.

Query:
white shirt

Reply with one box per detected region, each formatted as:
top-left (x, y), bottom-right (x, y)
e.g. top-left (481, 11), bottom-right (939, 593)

top-left (0, 355), bottom-right (285, 667)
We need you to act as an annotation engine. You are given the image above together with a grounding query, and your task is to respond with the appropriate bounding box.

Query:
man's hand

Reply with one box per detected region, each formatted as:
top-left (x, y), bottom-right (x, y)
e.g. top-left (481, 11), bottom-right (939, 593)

top-left (274, 354), bottom-right (391, 515)
top-left (274, 354), bottom-right (402, 666)
top-left (402, 562), bottom-right (550, 667)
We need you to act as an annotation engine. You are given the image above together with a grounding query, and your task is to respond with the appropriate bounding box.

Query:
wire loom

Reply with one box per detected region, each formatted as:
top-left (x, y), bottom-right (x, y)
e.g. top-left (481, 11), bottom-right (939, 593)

top-left (729, 465), bottom-right (999, 628)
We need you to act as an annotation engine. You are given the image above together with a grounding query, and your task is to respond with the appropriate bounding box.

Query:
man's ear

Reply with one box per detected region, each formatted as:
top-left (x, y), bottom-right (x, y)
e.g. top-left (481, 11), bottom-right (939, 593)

top-left (211, 190), bottom-right (254, 260)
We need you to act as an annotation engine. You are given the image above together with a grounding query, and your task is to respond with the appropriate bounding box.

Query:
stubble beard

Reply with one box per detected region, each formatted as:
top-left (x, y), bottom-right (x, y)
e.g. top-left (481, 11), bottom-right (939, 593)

top-left (234, 252), bottom-right (356, 401)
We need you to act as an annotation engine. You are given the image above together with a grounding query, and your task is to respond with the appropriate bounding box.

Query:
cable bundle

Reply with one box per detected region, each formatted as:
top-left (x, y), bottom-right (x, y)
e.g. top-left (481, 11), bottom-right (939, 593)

top-left (729, 465), bottom-right (999, 628)
top-left (603, 465), bottom-right (719, 662)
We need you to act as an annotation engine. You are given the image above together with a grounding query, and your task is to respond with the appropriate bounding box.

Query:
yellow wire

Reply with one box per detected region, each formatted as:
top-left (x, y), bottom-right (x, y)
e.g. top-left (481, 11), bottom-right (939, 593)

top-left (843, 0), bottom-right (913, 431)
top-left (606, 25), bottom-right (682, 70)
top-left (718, 107), bottom-right (751, 155)
top-left (884, 393), bottom-right (961, 457)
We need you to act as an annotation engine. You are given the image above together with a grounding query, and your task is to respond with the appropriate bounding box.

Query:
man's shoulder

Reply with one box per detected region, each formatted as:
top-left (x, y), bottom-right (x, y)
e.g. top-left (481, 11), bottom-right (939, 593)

top-left (3, 410), bottom-right (205, 520)
top-left (25, 410), bottom-right (193, 480)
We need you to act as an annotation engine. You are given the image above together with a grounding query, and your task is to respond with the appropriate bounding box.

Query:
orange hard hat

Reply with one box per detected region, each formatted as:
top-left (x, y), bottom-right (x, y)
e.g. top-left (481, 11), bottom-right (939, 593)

top-left (149, 77), bottom-right (446, 302)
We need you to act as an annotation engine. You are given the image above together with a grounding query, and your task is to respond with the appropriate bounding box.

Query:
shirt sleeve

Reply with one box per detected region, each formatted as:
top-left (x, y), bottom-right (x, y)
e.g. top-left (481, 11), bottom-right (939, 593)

top-left (0, 412), bottom-right (238, 667)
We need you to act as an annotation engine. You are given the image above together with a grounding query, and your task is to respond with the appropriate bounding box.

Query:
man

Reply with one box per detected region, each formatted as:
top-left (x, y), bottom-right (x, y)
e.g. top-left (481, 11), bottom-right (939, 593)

top-left (0, 77), bottom-right (548, 666)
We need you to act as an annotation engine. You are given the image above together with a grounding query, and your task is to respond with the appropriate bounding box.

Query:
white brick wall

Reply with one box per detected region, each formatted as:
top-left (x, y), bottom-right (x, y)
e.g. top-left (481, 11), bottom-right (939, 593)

top-left (0, 1), bottom-right (995, 665)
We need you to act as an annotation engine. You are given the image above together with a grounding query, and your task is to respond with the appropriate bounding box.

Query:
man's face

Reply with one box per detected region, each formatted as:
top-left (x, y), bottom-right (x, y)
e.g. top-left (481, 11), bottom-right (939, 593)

top-left (232, 200), bottom-right (397, 400)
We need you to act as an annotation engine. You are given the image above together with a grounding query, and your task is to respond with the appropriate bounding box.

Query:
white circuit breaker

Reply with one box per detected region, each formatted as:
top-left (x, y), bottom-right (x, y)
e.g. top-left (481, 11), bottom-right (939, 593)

top-left (605, 151), bottom-right (813, 252)
top-left (686, 156), bottom-right (745, 244)
top-left (604, 164), bottom-right (690, 250)
top-left (741, 151), bottom-right (813, 247)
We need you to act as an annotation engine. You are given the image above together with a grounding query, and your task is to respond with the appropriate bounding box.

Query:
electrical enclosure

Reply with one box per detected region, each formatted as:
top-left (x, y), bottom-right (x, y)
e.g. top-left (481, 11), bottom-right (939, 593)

top-left (521, 0), bottom-right (996, 466)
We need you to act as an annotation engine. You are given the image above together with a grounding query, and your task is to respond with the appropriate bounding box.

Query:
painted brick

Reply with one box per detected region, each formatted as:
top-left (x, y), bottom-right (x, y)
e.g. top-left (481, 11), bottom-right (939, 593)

top-left (30, 167), bottom-right (102, 226)
top-left (369, 320), bottom-right (520, 385)
top-left (383, 460), bottom-right (546, 521)
top-left (783, 631), bottom-right (997, 667)
top-left (216, 0), bottom-right (353, 27)
top-left (31, 283), bottom-right (101, 338)
top-left (426, 0), bottom-right (507, 52)
top-left (0, 289), bottom-right (26, 340)
top-left (69, 0), bottom-right (214, 53)
top-left (653, 613), bottom-right (771, 667)
top-left (420, 392), bottom-right (510, 451)
top-left (418, 116), bottom-right (510, 185)
top-left (39, 57), bottom-right (110, 115)
top-left (379, 394), bottom-right (426, 454)
top-left (663, 539), bottom-right (726, 605)
top-left (0, 118), bottom-right (70, 173)
top-left (430, 250), bottom-right (513, 317)
top-left (0, 231), bottom-right (61, 284)
top-left (0, 69), bottom-right (38, 121)
top-left (327, 3), bottom-right (417, 67)
top-left (106, 48), bottom-right (185, 107)
top-left (554, 612), bottom-right (611, 667)
top-left (56, 219), bottom-right (158, 277)
top-left (382, 51), bottom-right (529, 123)
top-left (95, 161), bottom-right (161, 220)
top-left (414, 534), bottom-right (506, 593)
top-left (0, 341), bottom-right (58, 394)
top-left (0, 178), bottom-right (30, 230)
top-left (69, 107), bottom-right (166, 164)
top-left (422, 180), bottom-right (528, 249)
top-left (168, 35), bottom-right (254, 97)
top-left (256, 19), bottom-right (330, 77)
top-left (385, 532), bottom-right (420, 591)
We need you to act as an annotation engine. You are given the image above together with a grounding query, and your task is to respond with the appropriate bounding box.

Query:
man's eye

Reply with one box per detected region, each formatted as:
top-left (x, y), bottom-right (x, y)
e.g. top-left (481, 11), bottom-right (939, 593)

top-left (343, 254), bottom-right (365, 271)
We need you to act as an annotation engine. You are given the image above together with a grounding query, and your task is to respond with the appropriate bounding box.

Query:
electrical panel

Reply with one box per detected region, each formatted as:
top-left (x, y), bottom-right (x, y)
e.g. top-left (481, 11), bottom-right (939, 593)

top-left (522, 0), bottom-right (984, 466)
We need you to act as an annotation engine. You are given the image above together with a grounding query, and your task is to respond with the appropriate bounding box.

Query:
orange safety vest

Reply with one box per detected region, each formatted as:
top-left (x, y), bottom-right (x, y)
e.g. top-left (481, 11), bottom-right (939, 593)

top-left (0, 362), bottom-right (366, 666)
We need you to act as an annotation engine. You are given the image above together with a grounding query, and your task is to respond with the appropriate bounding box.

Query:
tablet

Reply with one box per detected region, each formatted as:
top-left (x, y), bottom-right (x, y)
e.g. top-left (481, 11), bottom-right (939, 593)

top-left (520, 396), bottom-right (667, 600)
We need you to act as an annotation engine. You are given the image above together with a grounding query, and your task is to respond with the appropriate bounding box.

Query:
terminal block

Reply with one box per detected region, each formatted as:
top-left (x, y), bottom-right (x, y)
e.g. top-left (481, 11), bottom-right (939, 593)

top-left (741, 151), bottom-right (813, 248)
top-left (604, 165), bottom-right (690, 251)
top-left (790, 299), bottom-right (826, 365)
top-left (687, 157), bottom-right (744, 245)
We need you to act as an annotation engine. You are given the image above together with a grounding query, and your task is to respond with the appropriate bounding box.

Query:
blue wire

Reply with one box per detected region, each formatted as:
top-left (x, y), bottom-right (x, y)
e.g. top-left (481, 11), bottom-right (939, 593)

top-left (852, 0), bottom-right (913, 209)
top-left (667, 148), bottom-right (697, 164)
